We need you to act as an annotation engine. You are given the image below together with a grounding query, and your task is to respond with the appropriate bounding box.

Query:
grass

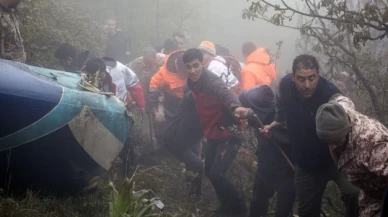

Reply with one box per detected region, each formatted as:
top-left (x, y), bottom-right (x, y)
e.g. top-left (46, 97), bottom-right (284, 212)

top-left (0, 122), bottom-right (347, 217)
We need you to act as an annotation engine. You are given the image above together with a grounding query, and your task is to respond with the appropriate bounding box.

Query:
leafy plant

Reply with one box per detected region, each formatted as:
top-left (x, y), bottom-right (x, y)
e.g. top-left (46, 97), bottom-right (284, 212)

top-left (109, 177), bottom-right (161, 217)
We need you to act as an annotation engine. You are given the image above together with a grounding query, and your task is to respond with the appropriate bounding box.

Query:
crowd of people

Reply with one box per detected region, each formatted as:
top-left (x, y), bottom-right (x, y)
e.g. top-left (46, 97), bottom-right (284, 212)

top-left (1, 0), bottom-right (388, 217)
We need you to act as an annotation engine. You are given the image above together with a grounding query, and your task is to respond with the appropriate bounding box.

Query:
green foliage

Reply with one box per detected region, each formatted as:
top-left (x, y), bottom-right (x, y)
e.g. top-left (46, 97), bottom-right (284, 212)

top-left (19, 0), bottom-right (105, 68)
top-left (244, 0), bottom-right (388, 46)
top-left (244, 0), bottom-right (388, 123)
top-left (109, 178), bottom-right (161, 217)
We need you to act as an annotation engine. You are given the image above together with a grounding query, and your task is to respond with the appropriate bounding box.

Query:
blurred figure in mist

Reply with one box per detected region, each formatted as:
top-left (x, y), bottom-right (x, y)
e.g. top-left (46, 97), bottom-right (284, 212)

top-left (172, 32), bottom-right (185, 50)
top-left (105, 18), bottom-right (131, 65)
top-left (154, 32), bottom-right (185, 54)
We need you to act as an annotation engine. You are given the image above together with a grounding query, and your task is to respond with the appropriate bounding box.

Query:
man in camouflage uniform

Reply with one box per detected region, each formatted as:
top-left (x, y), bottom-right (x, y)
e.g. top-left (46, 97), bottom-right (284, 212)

top-left (128, 47), bottom-right (165, 80)
top-left (316, 95), bottom-right (388, 217)
top-left (0, 0), bottom-right (25, 63)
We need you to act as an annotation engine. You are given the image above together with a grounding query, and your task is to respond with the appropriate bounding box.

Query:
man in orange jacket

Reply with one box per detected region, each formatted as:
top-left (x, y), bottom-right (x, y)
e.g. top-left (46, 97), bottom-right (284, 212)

top-left (148, 50), bottom-right (187, 120)
top-left (147, 50), bottom-right (187, 147)
top-left (240, 42), bottom-right (277, 90)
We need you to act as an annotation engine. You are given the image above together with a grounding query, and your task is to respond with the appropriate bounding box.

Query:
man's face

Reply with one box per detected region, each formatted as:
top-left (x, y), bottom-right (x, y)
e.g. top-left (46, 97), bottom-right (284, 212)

top-left (8, 0), bottom-right (21, 8)
top-left (292, 68), bottom-right (319, 99)
top-left (175, 36), bottom-right (184, 49)
top-left (185, 59), bottom-right (203, 82)
top-left (106, 20), bottom-right (116, 34)
top-left (143, 54), bottom-right (157, 67)
top-left (328, 136), bottom-right (347, 163)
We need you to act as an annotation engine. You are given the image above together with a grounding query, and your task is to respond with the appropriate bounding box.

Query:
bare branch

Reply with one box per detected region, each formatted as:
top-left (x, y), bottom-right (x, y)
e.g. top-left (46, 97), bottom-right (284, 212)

top-left (255, 0), bottom-right (387, 31)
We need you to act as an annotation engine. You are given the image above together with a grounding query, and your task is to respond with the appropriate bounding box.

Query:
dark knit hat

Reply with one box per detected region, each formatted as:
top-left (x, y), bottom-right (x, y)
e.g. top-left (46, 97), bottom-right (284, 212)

top-left (316, 100), bottom-right (350, 142)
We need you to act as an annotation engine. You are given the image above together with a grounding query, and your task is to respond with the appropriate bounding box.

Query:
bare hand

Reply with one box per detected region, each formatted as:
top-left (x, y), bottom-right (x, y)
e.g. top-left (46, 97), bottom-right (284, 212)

top-left (153, 106), bottom-right (166, 123)
top-left (234, 107), bottom-right (249, 119)
top-left (259, 125), bottom-right (272, 138)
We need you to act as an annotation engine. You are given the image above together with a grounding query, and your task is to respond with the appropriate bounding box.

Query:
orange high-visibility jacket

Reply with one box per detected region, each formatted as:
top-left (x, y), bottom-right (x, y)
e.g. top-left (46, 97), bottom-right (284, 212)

top-left (241, 48), bottom-right (277, 90)
top-left (148, 50), bottom-right (187, 109)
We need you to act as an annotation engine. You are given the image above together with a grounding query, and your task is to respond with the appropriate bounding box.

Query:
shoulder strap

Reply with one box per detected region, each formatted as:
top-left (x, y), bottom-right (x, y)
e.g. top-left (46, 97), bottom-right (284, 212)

top-left (208, 57), bottom-right (233, 87)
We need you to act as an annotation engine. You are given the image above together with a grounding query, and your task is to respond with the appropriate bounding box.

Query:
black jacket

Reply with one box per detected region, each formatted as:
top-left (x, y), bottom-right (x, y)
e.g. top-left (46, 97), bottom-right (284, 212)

top-left (106, 31), bottom-right (130, 64)
top-left (163, 85), bottom-right (203, 151)
top-left (65, 50), bottom-right (96, 73)
top-left (276, 74), bottom-right (341, 172)
top-left (240, 85), bottom-right (294, 191)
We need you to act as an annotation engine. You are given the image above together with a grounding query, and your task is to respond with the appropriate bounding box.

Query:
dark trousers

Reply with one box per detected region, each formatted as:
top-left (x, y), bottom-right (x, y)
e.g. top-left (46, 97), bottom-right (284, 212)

top-left (205, 138), bottom-right (247, 214)
top-left (250, 174), bottom-right (295, 217)
top-left (169, 142), bottom-right (203, 196)
top-left (381, 188), bottom-right (388, 217)
top-left (295, 163), bottom-right (360, 217)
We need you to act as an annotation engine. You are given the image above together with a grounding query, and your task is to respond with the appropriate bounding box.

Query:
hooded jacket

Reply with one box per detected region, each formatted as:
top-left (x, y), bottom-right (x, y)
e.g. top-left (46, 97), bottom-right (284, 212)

top-left (103, 57), bottom-right (145, 109)
top-left (241, 48), bottom-right (277, 90)
top-left (148, 50), bottom-right (187, 118)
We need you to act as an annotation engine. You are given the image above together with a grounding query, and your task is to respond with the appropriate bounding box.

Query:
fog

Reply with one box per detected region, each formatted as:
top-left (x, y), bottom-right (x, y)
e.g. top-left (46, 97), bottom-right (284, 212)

top-left (194, 0), bottom-right (300, 75)
top-left (73, 0), bottom-right (300, 75)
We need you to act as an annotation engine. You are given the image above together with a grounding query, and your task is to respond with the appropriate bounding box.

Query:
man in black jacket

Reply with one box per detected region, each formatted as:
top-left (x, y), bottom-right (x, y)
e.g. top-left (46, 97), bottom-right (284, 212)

top-left (239, 85), bottom-right (295, 217)
top-left (182, 48), bottom-right (248, 216)
top-left (54, 43), bottom-right (96, 73)
top-left (260, 54), bottom-right (359, 217)
top-left (163, 85), bottom-right (203, 197)
top-left (105, 18), bottom-right (130, 65)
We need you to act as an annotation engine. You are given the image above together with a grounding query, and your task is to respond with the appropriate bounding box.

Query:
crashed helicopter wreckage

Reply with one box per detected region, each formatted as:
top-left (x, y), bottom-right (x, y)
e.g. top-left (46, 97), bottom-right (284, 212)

top-left (0, 59), bottom-right (133, 194)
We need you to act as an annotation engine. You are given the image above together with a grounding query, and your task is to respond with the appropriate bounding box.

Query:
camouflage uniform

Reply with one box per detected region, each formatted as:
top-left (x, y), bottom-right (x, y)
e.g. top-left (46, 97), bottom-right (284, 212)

top-left (334, 95), bottom-right (388, 217)
top-left (0, 6), bottom-right (26, 63)
top-left (128, 53), bottom-right (165, 78)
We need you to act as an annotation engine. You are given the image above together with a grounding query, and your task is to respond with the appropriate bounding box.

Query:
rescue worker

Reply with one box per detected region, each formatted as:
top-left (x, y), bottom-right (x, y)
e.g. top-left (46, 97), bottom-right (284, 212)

top-left (163, 85), bottom-right (203, 197)
top-left (215, 44), bottom-right (245, 94)
top-left (128, 47), bottom-right (165, 99)
top-left (316, 95), bottom-right (388, 217)
top-left (81, 58), bottom-right (115, 94)
top-left (240, 42), bottom-right (277, 90)
top-left (128, 47), bottom-right (165, 78)
top-left (102, 56), bottom-right (145, 110)
top-left (182, 48), bottom-right (249, 216)
top-left (54, 43), bottom-right (96, 73)
top-left (0, 0), bottom-right (25, 63)
top-left (260, 54), bottom-right (360, 217)
top-left (197, 41), bottom-right (239, 92)
top-left (82, 57), bottom-right (145, 110)
top-left (239, 85), bottom-right (296, 217)
top-left (147, 50), bottom-right (187, 146)
top-left (105, 18), bottom-right (131, 65)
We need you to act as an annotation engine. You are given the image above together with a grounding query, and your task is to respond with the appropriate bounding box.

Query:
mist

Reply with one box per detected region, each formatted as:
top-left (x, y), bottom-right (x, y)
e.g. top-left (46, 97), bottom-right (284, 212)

top-left (194, 0), bottom-right (300, 74)
top-left (71, 0), bottom-right (300, 75)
